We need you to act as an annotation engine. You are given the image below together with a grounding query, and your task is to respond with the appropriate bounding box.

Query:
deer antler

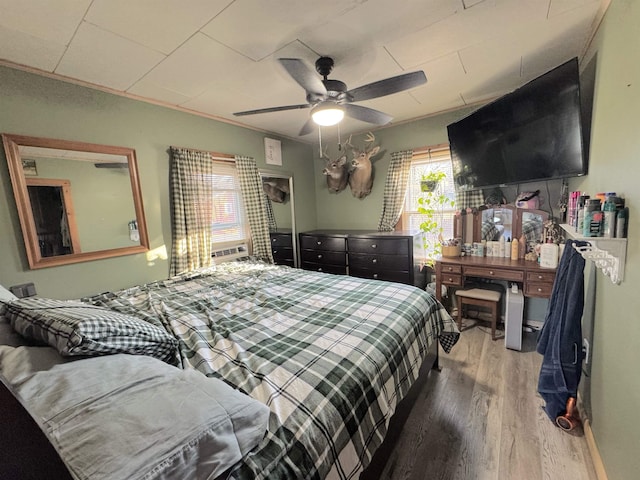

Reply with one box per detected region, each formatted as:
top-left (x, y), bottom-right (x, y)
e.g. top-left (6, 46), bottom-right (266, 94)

top-left (365, 132), bottom-right (375, 144)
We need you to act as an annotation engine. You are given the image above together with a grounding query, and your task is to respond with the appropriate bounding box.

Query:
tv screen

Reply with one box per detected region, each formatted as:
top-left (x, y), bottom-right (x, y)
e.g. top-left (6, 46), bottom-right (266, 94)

top-left (448, 57), bottom-right (587, 191)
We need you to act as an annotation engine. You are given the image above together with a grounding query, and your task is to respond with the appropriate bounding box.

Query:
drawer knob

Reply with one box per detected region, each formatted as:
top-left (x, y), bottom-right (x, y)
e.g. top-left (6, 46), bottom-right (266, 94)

top-left (538, 275), bottom-right (543, 279)
top-left (447, 267), bottom-right (453, 272)
top-left (537, 288), bottom-right (543, 292)
top-left (372, 258), bottom-right (377, 264)
top-left (318, 267), bottom-right (323, 272)
top-left (489, 270), bottom-right (494, 275)
top-left (373, 274), bottom-right (378, 279)
top-left (371, 244), bottom-right (377, 249)
top-left (317, 241), bottom-right (322, 245)
top-left (448, 277), bottom-right (453, 282)
top-left (272, 238), bottom-right (277, 242)
top-left (273, 250), bottom-right (278, 254)
top-left (317, 254), bottom-right (323, 259)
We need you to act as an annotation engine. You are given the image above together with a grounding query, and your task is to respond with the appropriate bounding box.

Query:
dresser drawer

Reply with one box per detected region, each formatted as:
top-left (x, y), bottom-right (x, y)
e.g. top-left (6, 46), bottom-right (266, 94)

top-left (441, 273), bottom-right (462, 286)
top-left (270, 233), bottom-right (292, 248)
top-left (301, 262), bottom-right (347, 275)
top-left (348, 253), bottom-right (409, 272)
top-left (301, 249), bottom-right (346, 266)
top-left (464, 266), bottom-right (524, 282)
top-left (350, 267), bottom-right (410, 284)
top-left (440, 264), bottom-right (462, 274)
top-left (525, 282), bottom-right (554, 298)
top-left (526, 271), bottom-right (556, 284)
top-left (348, 237), bottom-right (409, 255)
top-left (272, 247), bottom-right (293, 261)
top-left (300, 235), bottom-right (346, 252)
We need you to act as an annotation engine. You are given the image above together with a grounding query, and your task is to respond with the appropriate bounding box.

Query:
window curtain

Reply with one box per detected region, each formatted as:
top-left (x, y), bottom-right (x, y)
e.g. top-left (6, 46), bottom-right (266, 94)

top-left (235, 156), bottom-right (274, 263)
top-left (377, 150), bottom-right (413, 231)
top-left (264, 194), bottom-right (277, 231)
top-left (455, 190), bottom-right (485, 211)
top-left (169, 147), bottom-right (214, 276)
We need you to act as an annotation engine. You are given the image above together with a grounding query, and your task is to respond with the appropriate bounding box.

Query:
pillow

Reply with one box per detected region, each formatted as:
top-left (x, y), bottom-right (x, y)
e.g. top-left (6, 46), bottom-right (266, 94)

top-left (4, 297), bottom-right (178, 364)
top-left (0, 284), bottom-right (18, 303)
top-left (4, 354), bottom-right (270, 480)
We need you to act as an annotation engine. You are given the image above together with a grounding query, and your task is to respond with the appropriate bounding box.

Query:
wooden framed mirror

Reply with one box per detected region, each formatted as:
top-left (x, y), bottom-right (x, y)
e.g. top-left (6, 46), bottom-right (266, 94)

top-left (474, 205), bottom-right (517, 242)
top-left (2, 134), bottom-right (149, 269)
top-left (516, 208), bottom-right (549, 251)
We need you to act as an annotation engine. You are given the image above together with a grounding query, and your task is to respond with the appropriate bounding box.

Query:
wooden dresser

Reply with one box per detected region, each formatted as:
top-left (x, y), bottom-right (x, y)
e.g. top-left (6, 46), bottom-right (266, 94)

top-left (299, 230), bottom-right (426, 288)
top-left (269, 230), bottom-right (295, 267)
top-left (435, 256), bottom-right (557, 303)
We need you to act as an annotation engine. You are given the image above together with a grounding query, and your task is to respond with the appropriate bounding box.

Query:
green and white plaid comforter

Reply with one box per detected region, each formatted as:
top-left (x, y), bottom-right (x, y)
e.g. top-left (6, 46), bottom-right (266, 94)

top-left (86, 261), bottom-right (459, 480)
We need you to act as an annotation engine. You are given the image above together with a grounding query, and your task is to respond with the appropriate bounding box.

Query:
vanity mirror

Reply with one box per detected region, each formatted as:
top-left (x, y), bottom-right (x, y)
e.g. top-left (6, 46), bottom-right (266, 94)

top-left (475, 205), bottom-right (516, 242)
top-left (518, 208), bottom-right (549, 250)
top-left (2, 134), bottom-right (149, 269)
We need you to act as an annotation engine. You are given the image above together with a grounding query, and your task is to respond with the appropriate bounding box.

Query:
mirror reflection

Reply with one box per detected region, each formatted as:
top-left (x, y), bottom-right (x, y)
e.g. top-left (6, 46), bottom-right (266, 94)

top-left (480, 206), bottom-right (515, 241)
top-left (520, 209), bottom-right (548, 248)
top-left (2, 134), bottom-right (149, 269)
top-left (260, 171), bottom-right (297, 268)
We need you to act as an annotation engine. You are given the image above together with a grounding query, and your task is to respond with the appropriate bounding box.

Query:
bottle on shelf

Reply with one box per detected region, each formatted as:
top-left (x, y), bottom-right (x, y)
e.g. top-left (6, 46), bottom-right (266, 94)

top-left (602, 199), bottom-right (617, 238)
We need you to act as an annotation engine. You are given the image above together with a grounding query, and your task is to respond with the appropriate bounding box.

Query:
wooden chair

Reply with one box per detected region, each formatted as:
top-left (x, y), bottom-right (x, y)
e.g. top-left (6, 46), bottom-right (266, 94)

top-left (455, 288), bottom-right (502, 340)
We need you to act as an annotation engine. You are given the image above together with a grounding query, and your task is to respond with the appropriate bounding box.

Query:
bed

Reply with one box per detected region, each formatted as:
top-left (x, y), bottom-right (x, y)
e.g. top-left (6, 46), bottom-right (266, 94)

top-left (0, 260), bottom-right (459, 480)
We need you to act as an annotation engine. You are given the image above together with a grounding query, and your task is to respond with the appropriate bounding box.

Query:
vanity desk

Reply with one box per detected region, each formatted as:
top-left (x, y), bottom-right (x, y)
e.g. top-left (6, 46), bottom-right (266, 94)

top-left (434, 256), bottom-right (557, 305)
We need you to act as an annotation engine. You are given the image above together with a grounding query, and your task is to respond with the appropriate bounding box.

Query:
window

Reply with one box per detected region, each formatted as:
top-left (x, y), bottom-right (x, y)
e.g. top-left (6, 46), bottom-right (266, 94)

top-left (210, 161), bottom-right (248, 247)
top-left (401, 145), bottom-right (456, 260)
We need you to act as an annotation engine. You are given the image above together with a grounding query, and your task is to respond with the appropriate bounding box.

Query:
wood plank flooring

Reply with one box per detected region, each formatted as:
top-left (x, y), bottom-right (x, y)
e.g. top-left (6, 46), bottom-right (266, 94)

top-left (374, 325), bottom-right (597, 480)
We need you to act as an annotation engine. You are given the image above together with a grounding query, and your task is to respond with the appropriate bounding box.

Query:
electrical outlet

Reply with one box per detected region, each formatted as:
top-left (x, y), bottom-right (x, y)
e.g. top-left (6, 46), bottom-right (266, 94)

top-left (582, 338), bottom-right (590, 365)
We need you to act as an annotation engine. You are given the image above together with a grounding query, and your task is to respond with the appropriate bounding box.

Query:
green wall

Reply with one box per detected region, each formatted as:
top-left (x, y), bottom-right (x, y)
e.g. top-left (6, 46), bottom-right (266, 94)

top-left (0, 66), bottom-right (316, 298)
top-left (569, 1), bottom-right (640, 478)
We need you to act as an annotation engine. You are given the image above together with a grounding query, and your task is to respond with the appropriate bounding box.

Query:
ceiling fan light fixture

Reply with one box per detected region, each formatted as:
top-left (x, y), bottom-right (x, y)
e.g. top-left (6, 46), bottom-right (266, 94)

top-left (311, 102), bottom-right (344, 126)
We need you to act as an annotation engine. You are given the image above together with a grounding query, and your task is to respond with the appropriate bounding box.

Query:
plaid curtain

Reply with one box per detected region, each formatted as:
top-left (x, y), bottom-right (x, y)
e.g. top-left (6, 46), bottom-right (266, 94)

top-left (169, 147), bottom-right (214, 276)
top-left (455, 189), bottom-right (485, 211)
top-left (377, 150), bottom-right (413, 231)
top-left (264, 194), bottom-right (277, 231)
top-left (235, 156), bottom-right (274, 263)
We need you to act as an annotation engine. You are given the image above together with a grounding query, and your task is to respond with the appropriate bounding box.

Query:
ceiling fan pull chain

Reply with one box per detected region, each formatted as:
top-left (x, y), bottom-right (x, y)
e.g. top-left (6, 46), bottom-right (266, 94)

top-left (318, 127), bottom-right (323, 156)
top-left (337, 123), bottom-right (342, 150)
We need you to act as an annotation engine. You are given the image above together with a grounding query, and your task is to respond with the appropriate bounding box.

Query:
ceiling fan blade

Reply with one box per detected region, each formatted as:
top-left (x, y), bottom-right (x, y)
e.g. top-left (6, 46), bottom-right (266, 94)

top-left (298, 118), bottom-right (316, 136)
top-left (343, 104), bottom-right (393, 125)
top-left (278, 58), bottom-right (327, 97)
top-left (233, 103), bottom-right (310, 116)
top-left (347, 71), bottom-right (427, 102)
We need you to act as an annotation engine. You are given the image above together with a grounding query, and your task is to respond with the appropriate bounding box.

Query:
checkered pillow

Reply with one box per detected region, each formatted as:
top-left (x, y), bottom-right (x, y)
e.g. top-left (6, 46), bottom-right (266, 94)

top-left (5, 297), bottom-right (178, 364)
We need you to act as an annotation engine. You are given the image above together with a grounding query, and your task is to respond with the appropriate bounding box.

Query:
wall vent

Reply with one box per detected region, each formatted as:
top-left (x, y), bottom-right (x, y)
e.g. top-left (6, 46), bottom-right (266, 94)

top-left (212, 243), bottom-right (249, 263)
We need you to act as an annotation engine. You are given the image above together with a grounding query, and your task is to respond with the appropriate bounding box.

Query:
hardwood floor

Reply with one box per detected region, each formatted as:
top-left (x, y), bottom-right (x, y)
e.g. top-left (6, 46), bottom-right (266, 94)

top-left (377, 325), bottom-right (597, 480)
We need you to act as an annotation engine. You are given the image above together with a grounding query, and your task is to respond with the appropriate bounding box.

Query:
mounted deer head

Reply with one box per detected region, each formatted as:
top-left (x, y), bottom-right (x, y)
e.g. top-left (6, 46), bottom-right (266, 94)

top-left (346, 132), bottom-right (380, 199)
top-left (321, 145), bottom-right (349, 193)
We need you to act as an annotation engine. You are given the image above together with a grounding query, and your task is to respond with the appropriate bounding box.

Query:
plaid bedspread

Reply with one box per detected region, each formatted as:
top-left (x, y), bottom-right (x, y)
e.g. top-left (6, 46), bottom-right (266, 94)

top-left (85, 261), bottom-right (459, 480)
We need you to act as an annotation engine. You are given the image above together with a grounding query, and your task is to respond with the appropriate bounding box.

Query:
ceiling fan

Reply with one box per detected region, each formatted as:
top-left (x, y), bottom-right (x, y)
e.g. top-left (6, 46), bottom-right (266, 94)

top-left (233, 57), bottom-right (427, 136)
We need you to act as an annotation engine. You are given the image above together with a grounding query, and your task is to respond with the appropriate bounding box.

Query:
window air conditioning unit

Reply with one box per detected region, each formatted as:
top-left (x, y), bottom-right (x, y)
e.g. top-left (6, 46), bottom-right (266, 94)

top-left (212, 243), bottom-right (249, 263)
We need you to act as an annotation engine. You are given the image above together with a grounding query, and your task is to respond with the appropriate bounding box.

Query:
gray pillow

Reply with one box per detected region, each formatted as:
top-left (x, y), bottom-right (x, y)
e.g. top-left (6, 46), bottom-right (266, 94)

top-left (4, 297), bottom-right (178, 364)
top-left (4, 353), bottom-right (270, 480)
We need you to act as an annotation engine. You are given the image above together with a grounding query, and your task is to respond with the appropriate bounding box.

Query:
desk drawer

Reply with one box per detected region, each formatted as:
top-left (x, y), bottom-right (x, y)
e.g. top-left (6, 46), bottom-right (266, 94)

top-left (464, 266), bottom-right (524, 282)
top-left (526, 271), bottom-right (556, 283)
top-left (440, 264), bottom-right (462, 274)
top-left (441, 273), bottom-right (462, 286)
top-left (526, 282), bottom-right (553, 298)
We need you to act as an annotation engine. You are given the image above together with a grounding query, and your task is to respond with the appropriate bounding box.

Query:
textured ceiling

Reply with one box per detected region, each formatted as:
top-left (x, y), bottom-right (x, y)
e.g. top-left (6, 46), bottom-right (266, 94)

top-left (0, 0), bottom-right (607, 141)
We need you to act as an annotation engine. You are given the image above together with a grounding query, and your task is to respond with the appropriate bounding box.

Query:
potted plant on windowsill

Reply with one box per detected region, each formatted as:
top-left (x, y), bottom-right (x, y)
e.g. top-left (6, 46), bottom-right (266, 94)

top-left (417, 170), bottom-right (454, 266)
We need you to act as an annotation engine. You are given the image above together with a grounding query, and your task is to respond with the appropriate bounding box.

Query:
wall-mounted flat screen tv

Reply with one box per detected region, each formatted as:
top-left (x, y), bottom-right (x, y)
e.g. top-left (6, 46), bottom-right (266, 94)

top-left (448, 57), bottom-right (587, 191)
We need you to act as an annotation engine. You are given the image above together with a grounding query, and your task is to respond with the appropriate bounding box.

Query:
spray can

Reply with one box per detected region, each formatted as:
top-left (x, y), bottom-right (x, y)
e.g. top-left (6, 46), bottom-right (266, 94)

top-left (583, 198), bottom-right (603, 237)
top-left (616, 208), bottom-right (628, 238)
top-left (576, 195), bottom-right (590, 233)
top-left (602, 199), bottom-right (617, 238)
